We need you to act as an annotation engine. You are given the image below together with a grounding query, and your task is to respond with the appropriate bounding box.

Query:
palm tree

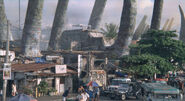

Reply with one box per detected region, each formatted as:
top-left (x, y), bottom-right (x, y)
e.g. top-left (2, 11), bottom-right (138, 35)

top-left (0, 0), bottom-right (8, 47)
top-left (101, 23), bottom-right (118, 39)
top-left (48, 0), bottom-right (69, 50)
top-left (179, 5), bottom-right (185, 42)
top-left (88, 0), bottom-right (107, 30)
top-left (151, 0), bottom-right (164, 30)
top-left (22, 0), bottom-right (44, 57)
top-left (113, 0), bottom-right (137, 56)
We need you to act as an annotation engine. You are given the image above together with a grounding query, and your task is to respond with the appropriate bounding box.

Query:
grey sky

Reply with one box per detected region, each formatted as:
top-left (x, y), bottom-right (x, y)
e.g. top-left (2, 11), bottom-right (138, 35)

top-left (3, 0), bottom-right (185, 31)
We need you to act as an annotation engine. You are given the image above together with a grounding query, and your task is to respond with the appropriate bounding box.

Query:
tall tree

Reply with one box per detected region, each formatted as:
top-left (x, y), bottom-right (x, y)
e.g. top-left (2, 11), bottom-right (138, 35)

top-left (21, 0), bottom-right (44, 57)
top-left (151, 0), bottom-right (164, 30)
top-left (132, 30), bottom-right (185, 69)
top-left (48, 0), bottom-right (69, 50)
top-left (121, 30), bottom-right (185, 78)
top-left (113, 0), bottom-right (137, 56)
top-left (88, 0), bottom-right (107, 30)
top-left (120, 54), bottom-right (174, 78)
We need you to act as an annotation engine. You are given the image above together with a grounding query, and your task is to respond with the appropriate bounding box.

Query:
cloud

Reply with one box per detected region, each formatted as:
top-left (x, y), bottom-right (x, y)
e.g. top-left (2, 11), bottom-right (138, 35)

top-left (139, 0), bottom-right (153, 9)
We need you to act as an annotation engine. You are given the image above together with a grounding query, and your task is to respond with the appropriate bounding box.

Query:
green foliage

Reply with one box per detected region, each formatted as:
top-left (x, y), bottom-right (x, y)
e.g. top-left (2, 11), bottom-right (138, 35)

top-left (48, 88), bottom-right (57, 93)
top-left (120, 30), bottom-right (185, 78)
top-left (37, 81), bottom-right (49, 95)
top-left (22, 87), bottom-right (33, 95)
top-left (132, 30), bottom-right (185, 68)
top-left (121, 54), bottom-right (174, 77)
top-left (101, 23), bottom-right (118, 39)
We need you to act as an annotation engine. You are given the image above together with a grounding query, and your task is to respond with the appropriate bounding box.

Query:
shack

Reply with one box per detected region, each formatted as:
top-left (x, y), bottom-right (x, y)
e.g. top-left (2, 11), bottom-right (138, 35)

top-left (9, 63), bottom-right (77, 95)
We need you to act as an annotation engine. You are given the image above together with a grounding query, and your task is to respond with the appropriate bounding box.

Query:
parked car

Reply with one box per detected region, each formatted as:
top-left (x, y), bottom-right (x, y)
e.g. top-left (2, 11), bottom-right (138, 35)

top-left (116, 82), bottom-right (142, 100)
top-left (107, 78), bottom-right (131, 92)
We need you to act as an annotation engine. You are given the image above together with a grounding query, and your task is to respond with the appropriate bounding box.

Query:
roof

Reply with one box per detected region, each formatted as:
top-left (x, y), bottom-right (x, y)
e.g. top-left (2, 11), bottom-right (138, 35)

top-left (11, 63), bottom-right (56, 72)
top-left (36, 72), bottom-right (77, 76)
top-left (10, 63), bottom-right (77, 74)
top-left (89, 32), bottom-right (103, 38)
top-left (142, 83), bottom-right (179, 94)
top-left (112, 78), bottom-right (131, 81)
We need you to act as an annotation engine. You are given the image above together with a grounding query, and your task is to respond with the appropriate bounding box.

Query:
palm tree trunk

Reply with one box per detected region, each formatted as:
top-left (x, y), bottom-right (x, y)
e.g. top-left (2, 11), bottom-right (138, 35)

top-left (0, 0), bottom-right (8, 47)
top-left (88, 0), bottom-right (107, 30)
top-left (179, 5), bottom-right (185, 42)
top-left (151, 0), bottom-right (164, 30)
top-left (48, 0), bottom-right (69, 50)
top-left (113, 0), bottom-right (137, 56)
top-left (21, 0), bottom-right (44, 57)
top-left (132, 15), bottom-right (147, 41)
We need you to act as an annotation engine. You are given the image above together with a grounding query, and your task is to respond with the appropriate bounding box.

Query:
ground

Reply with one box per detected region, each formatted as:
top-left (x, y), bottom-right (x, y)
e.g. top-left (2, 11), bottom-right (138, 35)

top-left (36, 95), bottom-right (139, 101)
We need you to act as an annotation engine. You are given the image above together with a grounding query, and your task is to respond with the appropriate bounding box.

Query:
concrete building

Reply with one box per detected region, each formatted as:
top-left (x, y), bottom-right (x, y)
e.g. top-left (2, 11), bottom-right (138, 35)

top-left (0, 49), bottom-right (15, 62)
top-left (58, 29), bottom-right (113, 51)
top-left (9, 63), bottom-right (77, 94)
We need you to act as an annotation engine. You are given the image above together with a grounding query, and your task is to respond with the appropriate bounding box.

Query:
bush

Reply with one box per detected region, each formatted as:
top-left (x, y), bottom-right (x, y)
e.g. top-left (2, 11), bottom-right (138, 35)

top-left (37, 81), bottom-right (49, 95)
top-left (22, 87), bottom-right (33, 95)
top-left (48, 88), bottom-right (57, 93)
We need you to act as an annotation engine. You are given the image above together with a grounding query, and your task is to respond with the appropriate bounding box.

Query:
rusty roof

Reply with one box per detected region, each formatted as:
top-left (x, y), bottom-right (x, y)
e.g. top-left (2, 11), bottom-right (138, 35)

top-left (0, 63), bottom-right (77, 75)
top-left (36, 72), bottom-right (76, 76)
top-left (11, 63), bottom-right (57, 72)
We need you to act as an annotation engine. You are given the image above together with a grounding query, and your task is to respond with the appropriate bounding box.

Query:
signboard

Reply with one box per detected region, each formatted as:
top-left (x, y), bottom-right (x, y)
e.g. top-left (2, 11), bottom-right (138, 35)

top-left (78, 55), bottom-right (82, 78)
top-left (3, 63), bottom-right (11, 80)
top-left (55, 65), bottom-right (67, 74)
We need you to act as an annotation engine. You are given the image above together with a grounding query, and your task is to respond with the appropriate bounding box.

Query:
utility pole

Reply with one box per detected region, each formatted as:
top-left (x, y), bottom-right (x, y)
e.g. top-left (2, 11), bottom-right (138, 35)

top-left (19, 0), bottom-right (21, 39)
top-left (2, 20), bottom-right (10, 101)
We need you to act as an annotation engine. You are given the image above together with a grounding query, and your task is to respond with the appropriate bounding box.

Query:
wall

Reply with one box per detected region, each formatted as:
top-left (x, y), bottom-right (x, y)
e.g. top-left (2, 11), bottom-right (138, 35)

top-left (59, 29), bottom-right (106, 51)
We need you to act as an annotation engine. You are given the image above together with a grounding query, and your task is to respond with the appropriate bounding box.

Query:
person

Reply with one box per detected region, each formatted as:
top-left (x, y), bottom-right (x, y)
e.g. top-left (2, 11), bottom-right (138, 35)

top-left (62, 87), bottom-right (71, 101)
top-left (78, 86), bottom-right (84, 93)
top-left (92, 87), bottom-right (97, 101)
top-left (77, 91), bottom-right (83, 101)
top-left (12, 83), bottom-right (17, 96)
top-left (96, 87), bottom-right (100, 101)
top-left (81, 90), bottom-right (89, 101)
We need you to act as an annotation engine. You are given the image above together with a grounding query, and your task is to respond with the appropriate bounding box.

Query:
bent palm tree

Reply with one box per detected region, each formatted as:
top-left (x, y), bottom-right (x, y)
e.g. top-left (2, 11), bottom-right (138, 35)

top-left (151, 0), bottom-right (164, 30)
top-left (112, 0), bottom-right (137, 56)
top-left (88, 0), bottom-right (107, 30)
top-left (21, 0), bottom-right (44, 57)
top-left (48, 0), bottom-right (69, 50)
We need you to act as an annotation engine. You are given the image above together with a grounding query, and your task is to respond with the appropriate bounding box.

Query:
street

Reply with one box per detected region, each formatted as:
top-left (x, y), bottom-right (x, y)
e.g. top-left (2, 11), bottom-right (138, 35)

top-left (100, 96), bottom-right (139, 101)
top-left (36, 95), bottom-right (140, 101)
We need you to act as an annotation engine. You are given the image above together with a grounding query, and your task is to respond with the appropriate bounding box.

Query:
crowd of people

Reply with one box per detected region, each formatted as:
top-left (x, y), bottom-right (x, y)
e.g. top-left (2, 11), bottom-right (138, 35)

top-left (62, 85), bottom-right (100, 101)
top-left (76, 86), bottom-right (100, 101)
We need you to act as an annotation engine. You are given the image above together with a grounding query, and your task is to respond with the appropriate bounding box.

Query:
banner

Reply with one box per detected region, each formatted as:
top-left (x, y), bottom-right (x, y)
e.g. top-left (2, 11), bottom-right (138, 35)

top-left (3, 63), bottom-right (11, 80)
top-left (55, 65), bottom-right (67, 74)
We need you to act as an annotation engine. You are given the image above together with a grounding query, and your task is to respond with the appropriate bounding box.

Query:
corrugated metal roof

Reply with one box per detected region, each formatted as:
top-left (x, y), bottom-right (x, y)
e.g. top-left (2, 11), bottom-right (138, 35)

top-left (0, 63), bottom-right (78, 75)
top-left (11, 63), bottom-right (56, 72)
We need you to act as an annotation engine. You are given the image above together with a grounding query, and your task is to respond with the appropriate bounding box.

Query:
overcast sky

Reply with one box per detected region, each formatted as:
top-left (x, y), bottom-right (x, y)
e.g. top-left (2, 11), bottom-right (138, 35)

top-left (3, 0), bottom-right (185, 31)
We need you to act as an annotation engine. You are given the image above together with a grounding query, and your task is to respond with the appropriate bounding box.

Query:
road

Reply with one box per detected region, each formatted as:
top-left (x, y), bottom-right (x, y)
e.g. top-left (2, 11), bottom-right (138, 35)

top-left (36, 95), bottom-right (139, 101)
top-left (100, 96), bottom-right (139, 101)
